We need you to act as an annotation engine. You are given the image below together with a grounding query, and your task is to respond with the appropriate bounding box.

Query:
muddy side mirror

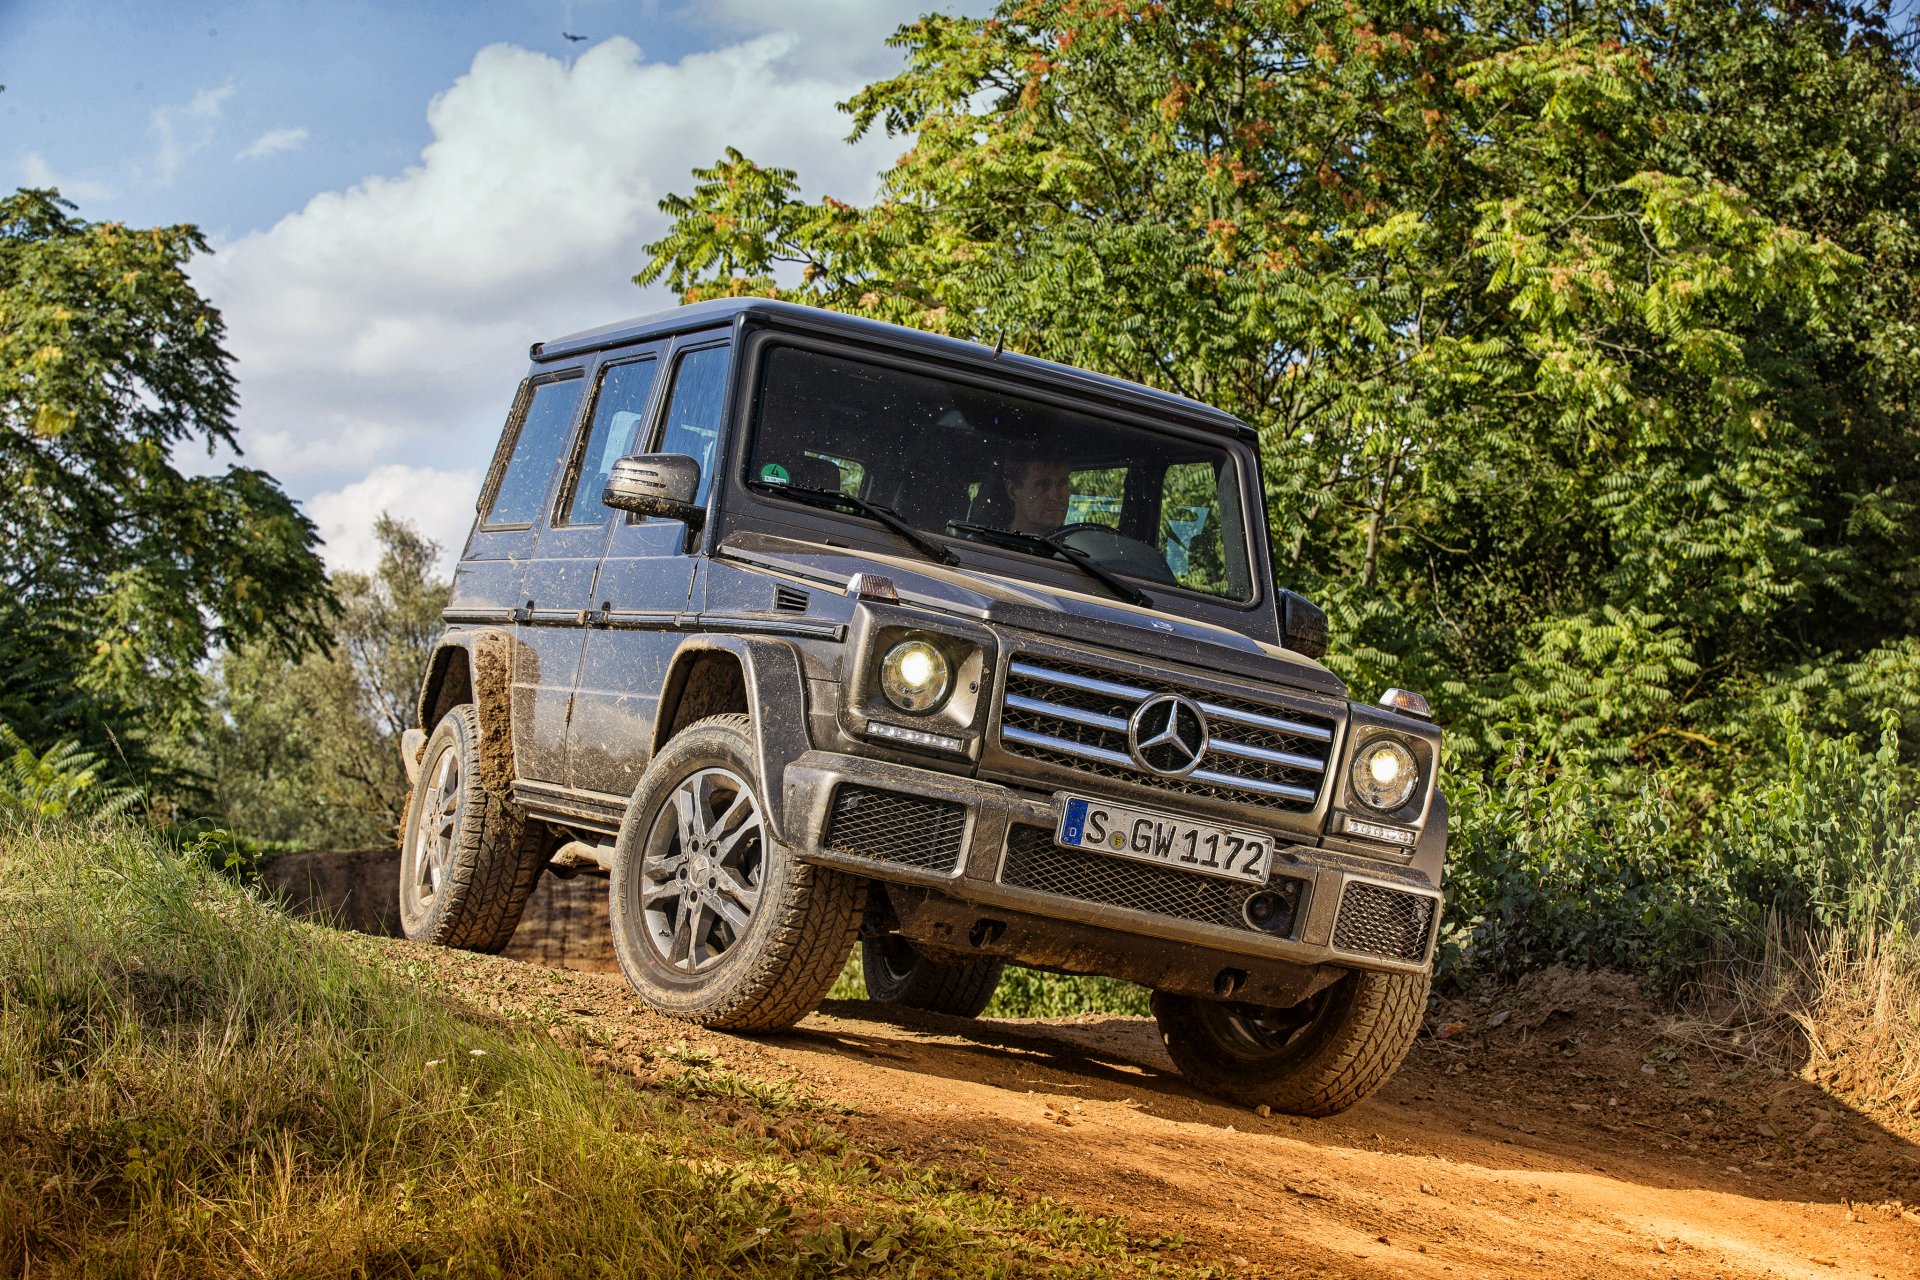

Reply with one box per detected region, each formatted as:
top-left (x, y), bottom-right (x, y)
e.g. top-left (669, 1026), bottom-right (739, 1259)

top-left (1279, 589), bottom-right (1327, 659)
top-left (603, 453), bottom-right (703, 525)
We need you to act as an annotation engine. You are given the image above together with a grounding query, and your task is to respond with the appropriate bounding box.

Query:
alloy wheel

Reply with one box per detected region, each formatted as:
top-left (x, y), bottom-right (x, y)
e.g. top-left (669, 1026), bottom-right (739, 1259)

top-left (405, 746), bottom-right (462, 918)
top-left (639, 766), bottom-right (766, 973)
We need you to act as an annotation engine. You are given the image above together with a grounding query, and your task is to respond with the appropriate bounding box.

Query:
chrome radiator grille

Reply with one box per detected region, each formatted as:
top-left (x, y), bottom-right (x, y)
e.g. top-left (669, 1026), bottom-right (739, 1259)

top-left (996, 656), bottom-right (1336, 812)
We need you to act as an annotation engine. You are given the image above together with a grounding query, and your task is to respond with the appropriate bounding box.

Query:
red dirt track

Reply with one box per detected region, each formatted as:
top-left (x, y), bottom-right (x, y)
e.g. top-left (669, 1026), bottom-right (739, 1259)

top-left (402, 939), bottom-right (1920, 1279)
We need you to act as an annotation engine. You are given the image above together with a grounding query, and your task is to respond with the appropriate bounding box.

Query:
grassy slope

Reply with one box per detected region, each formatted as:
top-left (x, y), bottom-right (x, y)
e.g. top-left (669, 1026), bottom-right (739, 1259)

top-left (0, 820), bottom-right (1217, 1279)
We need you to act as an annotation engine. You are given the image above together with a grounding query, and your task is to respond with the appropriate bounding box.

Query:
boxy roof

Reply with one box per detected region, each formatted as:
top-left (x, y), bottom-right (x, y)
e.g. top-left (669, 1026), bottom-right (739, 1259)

top-left (530, 298), bottom-right (1255, 443)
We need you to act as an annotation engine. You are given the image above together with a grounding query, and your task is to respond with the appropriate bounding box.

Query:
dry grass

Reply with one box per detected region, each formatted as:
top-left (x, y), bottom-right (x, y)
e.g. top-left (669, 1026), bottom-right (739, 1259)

top-left (1683, 916), bottom-right (1920, 1129)
top-left (0, 817), bottom-right (1218, 1279)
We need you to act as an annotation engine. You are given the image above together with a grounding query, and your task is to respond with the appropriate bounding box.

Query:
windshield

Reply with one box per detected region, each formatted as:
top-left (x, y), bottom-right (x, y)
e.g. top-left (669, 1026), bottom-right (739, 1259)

top-left (743, 344), bottom-right (1255, 601)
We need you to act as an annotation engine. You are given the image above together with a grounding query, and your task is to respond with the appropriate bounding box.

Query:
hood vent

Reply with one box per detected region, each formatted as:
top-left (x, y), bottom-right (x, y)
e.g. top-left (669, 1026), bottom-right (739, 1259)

top-left (773, 585), bottom-right (811, 613)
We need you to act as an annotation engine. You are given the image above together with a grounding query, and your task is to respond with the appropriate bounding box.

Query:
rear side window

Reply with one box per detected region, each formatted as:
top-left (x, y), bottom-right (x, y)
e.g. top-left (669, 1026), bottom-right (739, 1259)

top-left (658, 345), bottom-right (730, 505)
top-left (485, 375), bottom-right (584, 527)
top-left (559, 357), bottom-right (660, 527)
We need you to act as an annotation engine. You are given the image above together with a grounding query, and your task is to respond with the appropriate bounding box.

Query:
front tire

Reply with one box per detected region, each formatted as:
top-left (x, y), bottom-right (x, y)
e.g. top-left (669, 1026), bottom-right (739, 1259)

top-left (609, 714), bottom-right (863, 1031)
top-left (861, 936), bottom-right (1004, 1018)
top-left (1153, 969), bottom-right (1428, 1117)
top-left (396, 704), bottom-right (550, 951)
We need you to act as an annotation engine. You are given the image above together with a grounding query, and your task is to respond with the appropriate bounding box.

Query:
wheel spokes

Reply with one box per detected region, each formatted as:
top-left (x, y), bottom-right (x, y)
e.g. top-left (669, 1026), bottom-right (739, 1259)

top-left (710, 802), bottom-right (761, 862)
top-left (409, 747), bottom-right (461, 908)
top-left (714, 866), bottom-right (760, 915)
top-left (639, 765), bottom-right (766, 975)
top-left (670, 785), bottom-right (700, 853)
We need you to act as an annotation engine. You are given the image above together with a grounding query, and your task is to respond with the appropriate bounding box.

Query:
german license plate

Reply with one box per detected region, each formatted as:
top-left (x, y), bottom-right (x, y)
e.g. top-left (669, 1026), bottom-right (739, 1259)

top-left (1054, 794), bottom-right (1272, 885)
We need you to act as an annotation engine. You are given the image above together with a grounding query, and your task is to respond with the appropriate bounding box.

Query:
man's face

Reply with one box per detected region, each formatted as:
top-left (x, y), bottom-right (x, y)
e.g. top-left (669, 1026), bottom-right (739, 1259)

top-left (1006, 460), bottom-right (1074, 534)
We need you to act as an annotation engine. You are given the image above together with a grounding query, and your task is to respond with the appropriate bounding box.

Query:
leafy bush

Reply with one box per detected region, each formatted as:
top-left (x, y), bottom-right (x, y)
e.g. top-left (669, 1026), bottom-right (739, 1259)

top-left (1442, 715), bottom-right (1920, 990)
top-left (0, 725), bottom-right (140, 820)
top-left (983, 968), bottom-right (1150, 1020)
top-left (828, 946), bottom-right (1150, 1018)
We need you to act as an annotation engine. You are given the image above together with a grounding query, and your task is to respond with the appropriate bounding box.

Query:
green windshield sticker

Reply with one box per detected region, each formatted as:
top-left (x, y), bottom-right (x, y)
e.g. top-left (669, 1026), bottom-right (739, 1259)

top-left (759, 462), bottom-right (790, 484)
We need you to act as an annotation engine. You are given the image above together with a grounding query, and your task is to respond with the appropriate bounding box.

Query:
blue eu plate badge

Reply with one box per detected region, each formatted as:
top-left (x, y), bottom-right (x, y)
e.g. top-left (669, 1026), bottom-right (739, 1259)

top-left (1059, 798), bottom-right (1090, 845)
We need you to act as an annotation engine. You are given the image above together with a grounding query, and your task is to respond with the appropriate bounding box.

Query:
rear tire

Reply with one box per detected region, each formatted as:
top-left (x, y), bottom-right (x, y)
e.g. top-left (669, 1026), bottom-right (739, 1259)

top-left (610, 714), bottom-right (863, 1031)
top-left (396, 704), bottom-right (550, 952)
top-left (861, 936), bottom-right (1004, 1018)
top-left (1153, 969), bottom-right (1428, 1117)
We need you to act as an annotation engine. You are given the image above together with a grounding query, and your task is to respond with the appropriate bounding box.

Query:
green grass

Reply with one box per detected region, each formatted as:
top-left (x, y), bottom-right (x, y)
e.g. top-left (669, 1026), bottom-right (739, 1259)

top-left (0, 816), bottom-right (1222, 1278)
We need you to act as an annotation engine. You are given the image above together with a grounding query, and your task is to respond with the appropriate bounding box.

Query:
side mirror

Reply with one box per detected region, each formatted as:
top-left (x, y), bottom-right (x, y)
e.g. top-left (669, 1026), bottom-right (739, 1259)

top-left (603, 453), bottom-right (703, 525)
top-left (1278, 589), bottom-right (1327, 659)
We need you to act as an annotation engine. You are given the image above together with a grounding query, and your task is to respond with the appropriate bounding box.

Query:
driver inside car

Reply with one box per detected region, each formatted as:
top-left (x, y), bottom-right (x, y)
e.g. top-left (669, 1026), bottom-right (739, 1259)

top-left (1004, 456), bottom-right (1074, 535)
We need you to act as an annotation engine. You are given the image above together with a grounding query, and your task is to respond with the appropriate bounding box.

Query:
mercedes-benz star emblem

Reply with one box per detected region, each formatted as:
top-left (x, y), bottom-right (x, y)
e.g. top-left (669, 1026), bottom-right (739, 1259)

top-left (1128, 694), bottom-right (1209, 777)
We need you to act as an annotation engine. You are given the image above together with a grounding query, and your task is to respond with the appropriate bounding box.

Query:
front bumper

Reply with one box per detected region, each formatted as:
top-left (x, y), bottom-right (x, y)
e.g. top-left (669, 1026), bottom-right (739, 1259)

top-left (781, 749), bottom-right (1443, 982)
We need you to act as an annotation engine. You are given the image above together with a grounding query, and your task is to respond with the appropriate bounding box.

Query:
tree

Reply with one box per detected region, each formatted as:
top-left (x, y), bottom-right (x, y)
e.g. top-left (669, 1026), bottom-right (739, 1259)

top-left (638, 0), bottom-right (1920, 783)
top-left (188, 515), bottom-right (449, 849)
top-left (0, 188), bottom-right (332, 769)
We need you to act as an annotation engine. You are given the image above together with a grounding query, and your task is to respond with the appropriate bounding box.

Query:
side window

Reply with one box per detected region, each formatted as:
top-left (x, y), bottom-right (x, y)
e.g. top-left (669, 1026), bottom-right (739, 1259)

top-left (559, 357), bottom-right (660, 526)
top-left (1160, 460), bottom-right (1230, 594)
top-left (658, 345), bottom-right (730, 504)
top-left (485, 375), bottom-right (584, 527)
top-left (1067, 466), bottom-right (1127, 528)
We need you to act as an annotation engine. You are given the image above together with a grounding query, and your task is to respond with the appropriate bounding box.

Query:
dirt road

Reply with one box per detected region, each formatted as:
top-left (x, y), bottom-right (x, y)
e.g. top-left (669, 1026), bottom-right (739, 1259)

top-left (393, 940), bottom-right (1920, 1279)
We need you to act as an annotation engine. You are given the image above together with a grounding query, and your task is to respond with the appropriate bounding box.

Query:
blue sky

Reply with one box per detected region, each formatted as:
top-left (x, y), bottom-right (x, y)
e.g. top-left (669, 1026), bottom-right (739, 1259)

top-left (3, 0), bottom-right (936, 568)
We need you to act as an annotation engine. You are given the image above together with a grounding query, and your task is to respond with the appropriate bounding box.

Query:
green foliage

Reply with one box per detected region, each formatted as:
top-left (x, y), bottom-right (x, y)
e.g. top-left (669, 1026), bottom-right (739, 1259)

top-left (0, 189), bottom-right (332, 775)
top-left (983, 968), bottom-right (1151, 1020)
top-left (639, 0), bottom-right (1920, 787)
top-left (180, 514), bottom-right (449, 848)
top-left (1441, 716), bottom-right (1920, 988)
top-left (0, 725), bottom-right (141, 820)
top-left (829, 953), bottom-right (1151, 1018)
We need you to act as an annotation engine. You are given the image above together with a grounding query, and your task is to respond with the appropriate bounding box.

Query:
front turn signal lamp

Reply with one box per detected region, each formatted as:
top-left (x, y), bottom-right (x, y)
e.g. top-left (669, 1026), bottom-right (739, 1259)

top-left (879, 638), bottom-right (952, 714)
top-left (1350, 737), bottom-right (1418, 812)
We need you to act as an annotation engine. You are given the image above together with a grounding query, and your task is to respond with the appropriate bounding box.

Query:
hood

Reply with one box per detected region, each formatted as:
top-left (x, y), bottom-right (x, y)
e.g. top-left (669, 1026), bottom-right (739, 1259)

top-left (720, 532), bottom-right (1346, 698)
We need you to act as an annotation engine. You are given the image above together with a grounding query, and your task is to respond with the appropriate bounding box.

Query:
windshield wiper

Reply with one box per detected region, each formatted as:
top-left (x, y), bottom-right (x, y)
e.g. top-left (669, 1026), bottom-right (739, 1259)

top-left (748, 479), bottom-right (960, 567)
top-left (946, 522), bottom-right (1152, 607)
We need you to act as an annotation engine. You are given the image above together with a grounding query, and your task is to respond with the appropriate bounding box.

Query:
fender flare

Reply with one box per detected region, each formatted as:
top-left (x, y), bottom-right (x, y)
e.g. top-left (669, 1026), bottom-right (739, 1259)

top-left (1413, 789), bottom-right (1448, 887)
top-left (654, 633), bottom-right (811, 845)
top-left (418, 627), bottom-right (520, 798)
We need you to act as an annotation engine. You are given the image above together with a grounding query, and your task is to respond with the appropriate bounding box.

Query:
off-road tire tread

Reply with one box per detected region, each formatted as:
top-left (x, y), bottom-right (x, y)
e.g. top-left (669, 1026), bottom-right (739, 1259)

top-left (1155, 969), bottom-right (1429, 1117)
top-left (402, 704), bottom-right (549, 954)
top-left (862, 940), bottom-right (1004, 1019)
top-left (613, 714), bottom-right (864, 1033)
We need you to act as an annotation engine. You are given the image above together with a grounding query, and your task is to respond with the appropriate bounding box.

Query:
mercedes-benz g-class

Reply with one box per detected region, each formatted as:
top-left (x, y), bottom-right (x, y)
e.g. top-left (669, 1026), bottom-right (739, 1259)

top-left (398, 298), bottom-right (1445, 1116)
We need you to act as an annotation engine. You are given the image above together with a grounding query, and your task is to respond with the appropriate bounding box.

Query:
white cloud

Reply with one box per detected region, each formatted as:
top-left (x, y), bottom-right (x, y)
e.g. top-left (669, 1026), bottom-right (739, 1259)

top-left (151, 83), bottom-right (235, 187)
top-left (18, 152), bottom-right (113, 203)
top-left (305, 464), bottom-right (482, 575)
top-left (193, 17), bottom-right (921, 569)
top-left (687, 0), bottom-right (956, 78)
top-left (236, 127), bottom-right (310, 162)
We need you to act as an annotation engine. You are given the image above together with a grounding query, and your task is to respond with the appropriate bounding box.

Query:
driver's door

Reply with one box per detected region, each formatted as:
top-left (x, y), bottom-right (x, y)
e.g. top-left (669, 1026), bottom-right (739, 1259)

top-left (567, 337), bottom-right (732, 797)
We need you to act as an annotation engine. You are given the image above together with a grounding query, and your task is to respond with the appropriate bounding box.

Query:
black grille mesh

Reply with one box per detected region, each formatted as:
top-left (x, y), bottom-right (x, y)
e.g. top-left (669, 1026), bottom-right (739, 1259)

top-left (824, 786), bottom-right (967, 873)
top-left (998, 656), bottom-right (1334, 812)
top-left (1333, 881), bottom-right (1435, 961)
top-left (1000, 824), bottom-right (1302, 936)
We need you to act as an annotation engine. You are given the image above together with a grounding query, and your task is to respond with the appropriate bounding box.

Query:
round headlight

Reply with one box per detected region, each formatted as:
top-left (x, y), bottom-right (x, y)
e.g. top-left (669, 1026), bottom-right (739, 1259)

top-left (1350, 737), bottom-right (1418, 811)
top-left (879, 639), bottom-right (952, 714)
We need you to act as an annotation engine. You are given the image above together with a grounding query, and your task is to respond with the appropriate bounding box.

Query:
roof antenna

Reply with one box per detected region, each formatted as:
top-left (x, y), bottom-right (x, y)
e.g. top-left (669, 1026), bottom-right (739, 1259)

top-left (993, 331), bottom-right (1006, 358)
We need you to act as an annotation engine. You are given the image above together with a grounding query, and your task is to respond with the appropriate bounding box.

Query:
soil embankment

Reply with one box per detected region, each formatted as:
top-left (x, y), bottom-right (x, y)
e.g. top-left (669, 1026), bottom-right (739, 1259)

top-left (261, 847), bottom-right (617, 971)
top-left (286, 853), bottom-right (1920, 1277)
